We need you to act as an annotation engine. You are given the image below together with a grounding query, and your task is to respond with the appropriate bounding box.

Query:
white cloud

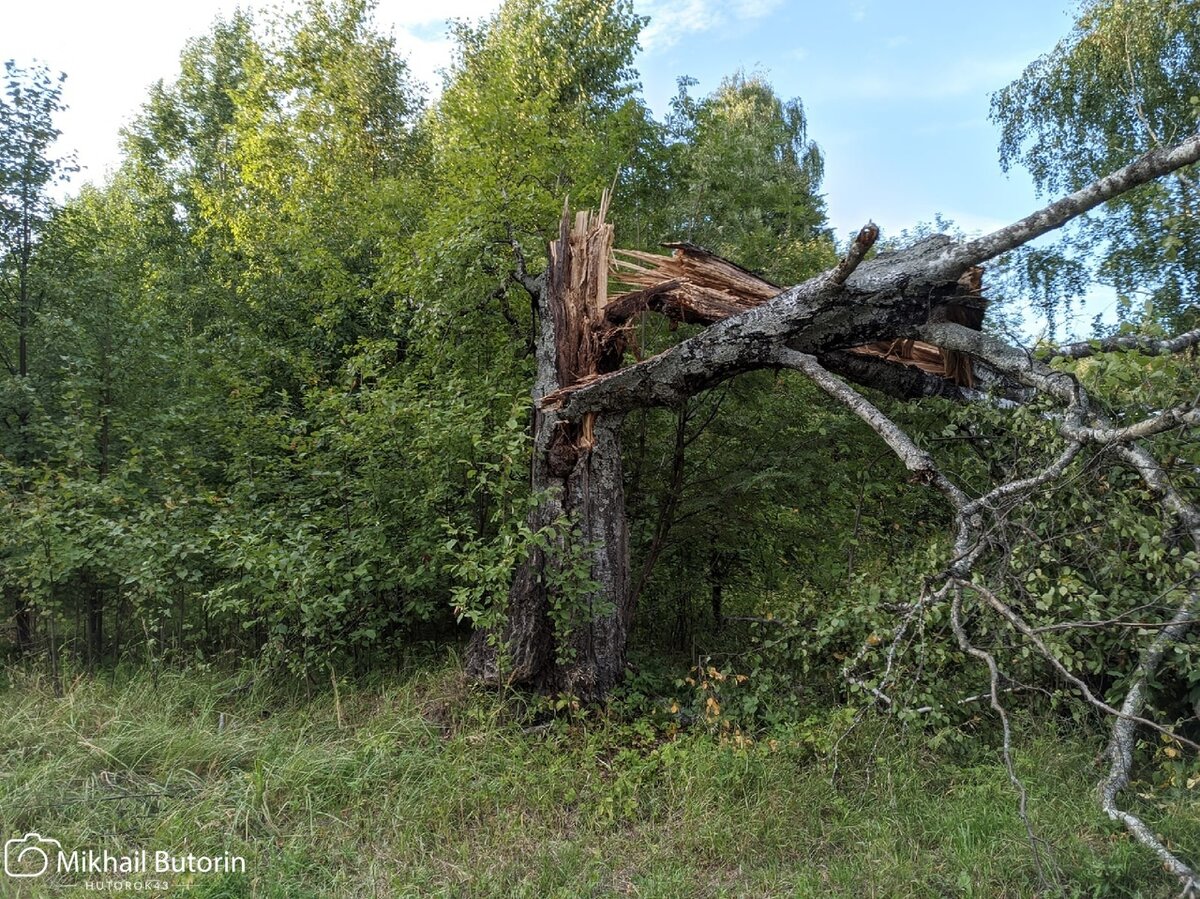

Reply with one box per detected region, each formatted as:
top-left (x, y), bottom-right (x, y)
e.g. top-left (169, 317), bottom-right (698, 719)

top-left (374, 1), bottom-right (502, 94)
top-left (393, 28), bottom-right (457, 94)
top-left (640, 0), bottom-right (723, 49)
top-left (3, 0), bottom-right (250, 189)
top-left (639, 0), bottom-right (781, 50)
top-left (732, 0), bottom-right (784, 18)
top-left (375, 0), bottom-right (501, 29)
top-left (0, 0), bottom-right (502, 191)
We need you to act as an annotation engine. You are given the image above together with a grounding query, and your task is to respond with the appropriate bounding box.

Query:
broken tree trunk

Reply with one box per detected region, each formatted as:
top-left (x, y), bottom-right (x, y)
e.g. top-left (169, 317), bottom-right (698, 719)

top-left (599, 237), bottom-right (985, 387)
top-left (469, 131), bottom-right (1200, 707)
top-left (466, 216), bottom-right (981, 699)
top-left (466, 197), bottom-right (633, 699)
top-left (545, 134), bottom-right (1200, 422)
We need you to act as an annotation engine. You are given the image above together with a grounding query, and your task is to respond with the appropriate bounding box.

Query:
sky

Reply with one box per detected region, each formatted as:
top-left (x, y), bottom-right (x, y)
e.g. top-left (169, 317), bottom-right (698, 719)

top-left (2, 0), bottom-right (1105, 331)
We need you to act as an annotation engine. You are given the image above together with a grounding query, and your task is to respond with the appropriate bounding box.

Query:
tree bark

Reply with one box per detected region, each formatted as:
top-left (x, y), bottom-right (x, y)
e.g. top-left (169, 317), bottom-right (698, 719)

top-left (12, 590), bottom-right (32, 654)
top-left (85, 578), bottom-right (103, 668)
top-left (466, 200), bottom-right (633, 699)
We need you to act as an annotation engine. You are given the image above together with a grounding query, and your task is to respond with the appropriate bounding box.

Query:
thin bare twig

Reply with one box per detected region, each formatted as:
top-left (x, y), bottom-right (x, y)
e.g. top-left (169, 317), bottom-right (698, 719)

top-left (951, 586), bottom-right (1056, 891)
top-left (828, 222), bottom-right (879, 286)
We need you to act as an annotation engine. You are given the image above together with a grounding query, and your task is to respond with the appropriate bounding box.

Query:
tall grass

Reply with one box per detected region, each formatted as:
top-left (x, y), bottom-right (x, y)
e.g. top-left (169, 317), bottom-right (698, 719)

top-left (0, 656), bottom-right (1191, 897)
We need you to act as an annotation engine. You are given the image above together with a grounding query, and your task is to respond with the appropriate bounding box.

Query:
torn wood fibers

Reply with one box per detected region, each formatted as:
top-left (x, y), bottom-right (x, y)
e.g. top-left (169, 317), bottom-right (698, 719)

top-left (544, 197), bottom-right (983, 440)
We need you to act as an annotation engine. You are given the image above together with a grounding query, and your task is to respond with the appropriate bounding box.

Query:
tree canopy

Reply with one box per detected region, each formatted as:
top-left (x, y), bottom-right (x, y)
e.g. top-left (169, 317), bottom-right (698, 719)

top-left (993, 0), bottom-right (1200, 327)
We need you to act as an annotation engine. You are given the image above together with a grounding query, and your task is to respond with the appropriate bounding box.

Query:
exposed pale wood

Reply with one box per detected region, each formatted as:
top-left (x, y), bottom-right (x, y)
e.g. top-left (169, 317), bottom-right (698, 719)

top-left (543, 132), bottom-right (1200, 422)
top-left (541, 241), bottom-right (986, 410)
top-left (467, 191), bottom-right (631, 700)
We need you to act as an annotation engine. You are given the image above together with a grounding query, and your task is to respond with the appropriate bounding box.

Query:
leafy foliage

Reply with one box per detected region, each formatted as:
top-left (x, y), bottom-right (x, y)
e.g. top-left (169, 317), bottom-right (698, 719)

top-left (993, 0), bottom-right (1200, 328)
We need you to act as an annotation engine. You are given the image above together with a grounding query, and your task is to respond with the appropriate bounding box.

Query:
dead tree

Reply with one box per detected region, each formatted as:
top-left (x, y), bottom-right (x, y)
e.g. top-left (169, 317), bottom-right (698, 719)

top-left (466, 135), bottom-right (1200, 892)
top-left (466, 198), bottom-right (633, 697)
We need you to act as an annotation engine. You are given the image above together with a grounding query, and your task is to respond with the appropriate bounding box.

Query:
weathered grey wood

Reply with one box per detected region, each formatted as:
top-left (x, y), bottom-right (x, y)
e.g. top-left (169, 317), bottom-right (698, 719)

top-left (546, 132), bottom-right (1200, 423)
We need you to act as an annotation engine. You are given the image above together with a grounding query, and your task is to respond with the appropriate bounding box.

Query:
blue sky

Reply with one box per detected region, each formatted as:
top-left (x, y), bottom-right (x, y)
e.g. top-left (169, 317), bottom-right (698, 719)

top-left (632, 0), bottom-right (1078, 243)
top-left (4, 0), bottom-right (1098, 329)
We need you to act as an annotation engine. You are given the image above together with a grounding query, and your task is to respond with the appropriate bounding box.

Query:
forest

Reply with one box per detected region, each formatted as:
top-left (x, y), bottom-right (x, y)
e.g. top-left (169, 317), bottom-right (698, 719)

top-left (1, 0), bottom-right (1198, 895)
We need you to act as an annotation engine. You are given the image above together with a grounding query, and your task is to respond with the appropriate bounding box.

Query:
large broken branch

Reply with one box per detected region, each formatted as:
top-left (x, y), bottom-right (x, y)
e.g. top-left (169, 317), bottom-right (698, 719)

top-left (726, 208), bottom-right (1200, 895)
top-left (543, 131), bottom-right (1200, 421)
top-left (544, 235), bottom-right (977, 414)
top-left (930, 133), bottom-right (1200, 278)
top-left (597, 232), bottom-right (982, 401)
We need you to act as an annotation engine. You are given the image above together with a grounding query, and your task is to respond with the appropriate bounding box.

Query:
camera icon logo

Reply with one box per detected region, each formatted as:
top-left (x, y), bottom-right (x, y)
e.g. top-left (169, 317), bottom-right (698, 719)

top-left (4, 833), bottom-right (61, 878)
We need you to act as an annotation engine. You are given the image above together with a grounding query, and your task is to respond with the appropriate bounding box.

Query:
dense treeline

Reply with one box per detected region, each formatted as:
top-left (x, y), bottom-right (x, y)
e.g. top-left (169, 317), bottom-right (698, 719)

top-left (0, 0), bottom-right (1196, 744)
top-left (0, 0), bottom-right (854, 677)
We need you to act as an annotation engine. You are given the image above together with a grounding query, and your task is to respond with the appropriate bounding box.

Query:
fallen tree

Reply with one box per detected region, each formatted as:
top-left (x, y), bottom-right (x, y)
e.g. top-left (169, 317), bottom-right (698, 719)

top-left (465, 134), bottom-right (1200, 893)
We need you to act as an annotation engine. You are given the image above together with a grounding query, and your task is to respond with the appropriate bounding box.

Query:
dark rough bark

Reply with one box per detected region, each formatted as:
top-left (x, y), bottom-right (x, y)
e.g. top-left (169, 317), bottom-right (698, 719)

top-left (467, 201), bottom-right (633, 699)
top-left (86, 580), bottom-right (103, 668)
top-left (465, 412), bottom-right (631, 698)
top-left (12, 590), bottom-right (32, 655)
top-left (818, 349), bottom-right (975, 400)
top-left (708, 550), bottom-right (733, 632)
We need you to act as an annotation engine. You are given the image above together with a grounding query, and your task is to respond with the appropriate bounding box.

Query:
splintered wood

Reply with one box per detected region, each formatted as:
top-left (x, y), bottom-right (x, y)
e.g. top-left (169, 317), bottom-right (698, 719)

top-left (546, 192), bottom-right (616, 450)
top-left (542, 216), bottom-right (984, 416)
top-left (597, 242), bottom-right (983, 387)
top-left (606, 244), bottom-right (778, 325)
top-left (849, 265), bottom-right (983, 387)
top-left (548, 193), bottom-right (614, 385)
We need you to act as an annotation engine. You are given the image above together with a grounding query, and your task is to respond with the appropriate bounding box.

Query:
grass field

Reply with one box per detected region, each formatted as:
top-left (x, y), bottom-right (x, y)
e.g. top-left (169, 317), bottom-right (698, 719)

top-left (0, 652), bottom-right (1194, 897)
